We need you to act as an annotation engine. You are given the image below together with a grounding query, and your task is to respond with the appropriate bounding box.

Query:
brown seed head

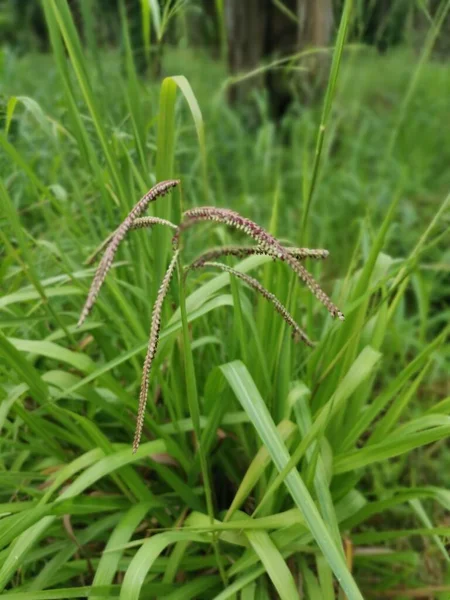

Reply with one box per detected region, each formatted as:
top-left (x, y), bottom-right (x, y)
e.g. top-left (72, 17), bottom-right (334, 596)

top-left (133, 250), bottom-right (180, 453)
top-left (194, 261), bottom-right (314, 347)
top-left (188, 245), bottom-right (329, 270)
top-left (78, 180), bottom-right (179, 327)
top-left (177, 207), bottom-right (344, 321)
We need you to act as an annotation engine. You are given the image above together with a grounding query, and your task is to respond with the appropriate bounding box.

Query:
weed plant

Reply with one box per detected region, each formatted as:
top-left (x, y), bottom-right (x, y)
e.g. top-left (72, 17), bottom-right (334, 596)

top-left (0, 1), bottom-right (450, 599)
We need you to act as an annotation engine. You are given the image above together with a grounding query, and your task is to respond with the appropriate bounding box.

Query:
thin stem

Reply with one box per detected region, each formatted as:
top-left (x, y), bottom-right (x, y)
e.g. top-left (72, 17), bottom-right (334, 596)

top-left (177, 257), bottom-right (228, 586)
top-left (300, 0), bottom-right (353, 242)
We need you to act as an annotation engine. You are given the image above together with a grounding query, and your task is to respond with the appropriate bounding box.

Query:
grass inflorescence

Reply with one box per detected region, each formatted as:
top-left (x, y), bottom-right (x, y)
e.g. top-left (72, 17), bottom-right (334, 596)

top-left (79, 181), bottom-right (343, 451)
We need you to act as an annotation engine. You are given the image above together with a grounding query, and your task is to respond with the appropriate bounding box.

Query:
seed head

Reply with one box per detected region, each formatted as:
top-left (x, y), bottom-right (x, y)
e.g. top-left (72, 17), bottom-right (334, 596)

top-left (189, 245), bottom-right (329, 270)
top-left (193, 261), bottom-right (314, 347)
top-left (78, 180), bottom-right (179, 327)
top-left (177, 207), bottom-right (344, 321)
top-left (133, 250), bottom-right (180, 453)
top-left (85, 216), bottom-right (177, 266)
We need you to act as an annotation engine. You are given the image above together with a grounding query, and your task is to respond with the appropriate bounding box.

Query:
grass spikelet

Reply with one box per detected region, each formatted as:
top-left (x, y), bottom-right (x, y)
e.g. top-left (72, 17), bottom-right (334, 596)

top-left (177, 207), bottom-right (344, 320)
top-left (189, 245), bottom-right (329, 269)
top-left (193, 260), bottom-right (314, 347)
top-left (85, 216), bottom-right (177, 266)
top-left (133, 249), bottom-right (180, 453)
top-left (293, 248), bottom-right (330, 260)
top-left (78, 180), bottom-right (179, 326)
top-left (130, 216), bottom-right (178, 231)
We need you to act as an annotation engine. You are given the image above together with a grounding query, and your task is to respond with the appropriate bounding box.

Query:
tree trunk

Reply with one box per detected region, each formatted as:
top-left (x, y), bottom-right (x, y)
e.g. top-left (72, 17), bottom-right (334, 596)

top-left (225, 0), bottom-right (268, 106)
top-left (225, 0), bottom-right (334, 117)
top-left (296, 0), bottom-right (334, 101)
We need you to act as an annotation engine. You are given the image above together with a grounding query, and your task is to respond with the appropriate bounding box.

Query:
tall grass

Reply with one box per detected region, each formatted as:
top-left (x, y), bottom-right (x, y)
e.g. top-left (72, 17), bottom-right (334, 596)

top-left (1, 1), bottom-right (450, 598)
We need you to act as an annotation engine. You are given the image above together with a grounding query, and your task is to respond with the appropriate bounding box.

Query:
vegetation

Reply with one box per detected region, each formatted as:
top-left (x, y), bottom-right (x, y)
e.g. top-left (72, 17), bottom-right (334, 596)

top-left (0, 1), bottom-right (449, 598)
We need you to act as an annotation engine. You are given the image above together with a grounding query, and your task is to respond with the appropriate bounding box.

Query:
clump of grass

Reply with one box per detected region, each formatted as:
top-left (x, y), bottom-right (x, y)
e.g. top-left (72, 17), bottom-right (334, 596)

top-left (79, 181), bottom-right (344, 451)
top-left (3, 5), bottom-right (450, 596)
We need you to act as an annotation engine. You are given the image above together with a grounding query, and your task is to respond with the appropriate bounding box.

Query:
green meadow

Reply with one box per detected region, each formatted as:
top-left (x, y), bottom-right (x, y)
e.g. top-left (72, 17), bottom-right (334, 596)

top-left (0, 1), bottom-right (449, 598)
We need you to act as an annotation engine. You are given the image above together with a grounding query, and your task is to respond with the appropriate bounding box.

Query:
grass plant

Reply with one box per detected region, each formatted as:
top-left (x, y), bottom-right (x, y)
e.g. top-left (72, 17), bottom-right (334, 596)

top-left (0, 0), bottom-right (449, 598)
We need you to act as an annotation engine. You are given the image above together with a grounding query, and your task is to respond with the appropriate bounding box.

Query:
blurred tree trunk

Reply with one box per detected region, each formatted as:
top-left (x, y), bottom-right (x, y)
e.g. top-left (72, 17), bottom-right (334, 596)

top-left (298, 0), bottom-right (334, 49)
top-left (225, 0), bottom-right (333, 117)
top-left (225, 0), bottom-right (268, 105)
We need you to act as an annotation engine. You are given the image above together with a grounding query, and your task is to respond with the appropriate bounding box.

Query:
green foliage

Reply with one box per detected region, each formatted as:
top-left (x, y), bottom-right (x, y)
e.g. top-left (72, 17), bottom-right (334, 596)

top-left (0, 0), bottom-right (449, 598)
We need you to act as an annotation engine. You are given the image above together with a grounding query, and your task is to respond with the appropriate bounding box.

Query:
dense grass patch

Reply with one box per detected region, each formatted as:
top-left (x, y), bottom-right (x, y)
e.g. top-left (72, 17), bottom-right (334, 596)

top-left (1, 2), bottom-right (449, 598)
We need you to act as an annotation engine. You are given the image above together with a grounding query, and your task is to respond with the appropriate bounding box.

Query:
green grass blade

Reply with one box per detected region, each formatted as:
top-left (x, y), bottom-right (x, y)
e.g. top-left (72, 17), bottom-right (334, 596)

top-left (170, 75), bottom-right (208, 200)
top-left (292, 386), bottom-right (344, 558)
top-left (88, 503), bottom-right (154, 599)
top-left (224, 420), bottom-right (297, 521)
top-left (301, 0), bottom-right (353, 239)
top-left (256, 346), bottom-right (381, 513)
top-left (220, 361), bottom-right (364, 600)
top-left (119, 531), bottom-right (208, 600)
top-left (0, 332), bottom-right (48, 405)
top-left (0, 588), bottom-right (115, 600)
top-left (334, 426), bottom-right (450, 473)
top-left (240, 513), bottom-right (299, 600)
top-left (409, 499), bottom-right (450, 564)
top-left (0, 517), bottom-right (54, 591)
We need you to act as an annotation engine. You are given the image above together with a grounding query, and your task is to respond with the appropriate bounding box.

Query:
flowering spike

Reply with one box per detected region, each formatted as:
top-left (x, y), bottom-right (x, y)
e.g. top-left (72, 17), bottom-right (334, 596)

top-left (176, 207), bottom-right (344, 321)
top-left (194, 261), bottom-right (314, 347)
top-left (78, 180), bottom-right (179, 327)
top-left (131, 216), bottom-right (178, 231)
top-left (85, 217), bottom-right (177, 266)
top-left (133, 250), bottom-right (180, 453)
top-left (188, 245), bottom-right (329, 270)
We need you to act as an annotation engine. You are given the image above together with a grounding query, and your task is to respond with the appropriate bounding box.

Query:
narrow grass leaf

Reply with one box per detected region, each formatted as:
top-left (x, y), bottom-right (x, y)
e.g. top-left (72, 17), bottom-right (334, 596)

top-left (119, 531), bottom-right (208, 600)
top-left (240, 513), bottom-right (299, 600)
top-left (256, 346), bottom-right (381, 512)
top-left (334, 426), bottom-right (450, 473)
top-left (220, 361), bottom-right (364, 600)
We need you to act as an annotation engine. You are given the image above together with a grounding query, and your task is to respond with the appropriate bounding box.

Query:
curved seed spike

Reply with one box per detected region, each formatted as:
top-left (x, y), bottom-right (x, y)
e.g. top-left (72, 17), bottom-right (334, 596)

top-left (293, 248), bottom-right (329, 260)
top-left (85, 217), bottom-right (177, 266)
top-left (188, 245), bottom-right (329, 270)
top-left (78, 180), bottom-right (180, 327)
top-left (195, 261), bottom-right (314, 347)
top-left (131, 216), bottom-right (178, 231)
top-left (177, 207), bottom-right (344, 321)
top-left (133, 250), bottom-right (180, 453)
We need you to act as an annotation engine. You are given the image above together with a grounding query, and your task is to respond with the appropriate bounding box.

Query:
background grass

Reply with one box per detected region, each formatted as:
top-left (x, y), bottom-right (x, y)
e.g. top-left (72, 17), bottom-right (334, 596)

top-left (1, 1), bottom-right (450, 598)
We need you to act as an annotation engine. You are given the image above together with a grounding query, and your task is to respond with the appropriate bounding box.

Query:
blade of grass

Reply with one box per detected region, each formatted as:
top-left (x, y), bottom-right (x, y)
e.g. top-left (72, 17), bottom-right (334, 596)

top-left (301, 0), bottom-right (354, 240)
top-left (220, 360), bottom-right (364, 600)
top-left (177, 257), bottom-right (227, 584)
top-left (255, 346), bottom-right (381, 514)
top-left (239, 512), bottom-right (300, 600)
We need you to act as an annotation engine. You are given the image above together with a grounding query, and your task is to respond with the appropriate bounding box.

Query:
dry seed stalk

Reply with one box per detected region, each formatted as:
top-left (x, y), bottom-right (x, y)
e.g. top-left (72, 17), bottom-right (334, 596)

top-left (78, 179), bottom-right (179, 327)
top-left (195, 261), bottom-right (314, 346)
top-left (133, 249), bottom-right (180, 453)
top-left (85, 217), bottom-right (177, 266)
top-left (189, 245), bottom-right (329, 269)
top-left (176, 207), bottom-right (344, 321)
